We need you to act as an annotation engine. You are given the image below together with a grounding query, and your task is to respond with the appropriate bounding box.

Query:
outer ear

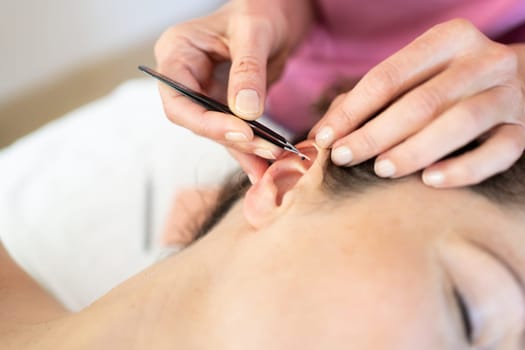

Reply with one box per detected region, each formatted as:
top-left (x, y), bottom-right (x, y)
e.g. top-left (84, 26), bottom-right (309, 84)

top-left (243, 174), bottom-right (282, 228)
top-left (243, 143), bottom-right (321, 228)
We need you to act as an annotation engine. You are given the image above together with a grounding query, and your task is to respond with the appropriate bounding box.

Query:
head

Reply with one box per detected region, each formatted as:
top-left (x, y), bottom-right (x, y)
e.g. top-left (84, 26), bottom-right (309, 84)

top-left (163, 141), bottom-right (525, 349)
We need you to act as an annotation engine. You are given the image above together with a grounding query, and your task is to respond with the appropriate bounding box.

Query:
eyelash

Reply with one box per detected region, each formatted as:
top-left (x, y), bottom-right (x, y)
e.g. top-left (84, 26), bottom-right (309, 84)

top-left (454, 288), bottom-right (473, 344)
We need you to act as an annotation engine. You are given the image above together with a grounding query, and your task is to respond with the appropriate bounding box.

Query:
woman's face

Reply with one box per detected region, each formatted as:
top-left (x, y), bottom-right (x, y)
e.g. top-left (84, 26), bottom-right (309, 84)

top-left (121, 142), bottom-right (525, 349)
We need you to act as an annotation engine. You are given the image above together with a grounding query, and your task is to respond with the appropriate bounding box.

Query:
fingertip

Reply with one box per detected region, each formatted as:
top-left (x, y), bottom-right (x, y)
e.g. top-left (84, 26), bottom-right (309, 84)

top-left (422, 169), bottom-right (446, 187)
top-left (374, 159), bottom-right (397, 178)
top-left (315, 126), bottom-right (335, 149)
top-left (232, 88), bottom-right (263, 120)
top-left (331, 146), bottom-right (353, 166)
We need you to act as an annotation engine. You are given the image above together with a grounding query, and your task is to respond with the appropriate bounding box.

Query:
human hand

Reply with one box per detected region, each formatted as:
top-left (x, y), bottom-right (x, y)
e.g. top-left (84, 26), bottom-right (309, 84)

top-left (310, 19), bottom-right (525, 188)
top-left (155, 0), bottom-right (312, 182)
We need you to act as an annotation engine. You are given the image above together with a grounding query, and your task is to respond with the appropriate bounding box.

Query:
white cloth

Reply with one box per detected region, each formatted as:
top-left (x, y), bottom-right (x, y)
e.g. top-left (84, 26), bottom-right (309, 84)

top-left (0, 78), bottom-right (252, 311)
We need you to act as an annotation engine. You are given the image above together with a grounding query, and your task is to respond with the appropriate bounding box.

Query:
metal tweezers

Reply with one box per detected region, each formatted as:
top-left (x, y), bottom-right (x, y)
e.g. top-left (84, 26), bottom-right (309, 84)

top-left (138, 65), bottom-right (308, 159)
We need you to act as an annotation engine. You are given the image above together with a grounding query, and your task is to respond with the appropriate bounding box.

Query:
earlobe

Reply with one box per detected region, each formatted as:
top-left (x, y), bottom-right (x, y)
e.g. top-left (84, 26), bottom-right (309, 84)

top-left (242, 141), bottom-right (322, 228)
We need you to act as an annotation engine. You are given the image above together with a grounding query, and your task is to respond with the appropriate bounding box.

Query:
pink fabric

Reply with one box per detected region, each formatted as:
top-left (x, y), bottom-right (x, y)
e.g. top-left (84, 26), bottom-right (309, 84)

top-left (266, 0), bottom-right (525, 133)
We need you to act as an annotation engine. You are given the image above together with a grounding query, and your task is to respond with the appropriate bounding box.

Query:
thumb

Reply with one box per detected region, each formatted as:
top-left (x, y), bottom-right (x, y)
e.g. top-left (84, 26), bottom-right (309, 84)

top-left (228, 16), bottom-right (273, 120)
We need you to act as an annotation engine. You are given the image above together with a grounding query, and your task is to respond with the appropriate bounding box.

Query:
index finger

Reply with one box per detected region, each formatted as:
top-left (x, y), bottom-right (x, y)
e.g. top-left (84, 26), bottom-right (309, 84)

top-left (310, 19), bottom-right (482, 148)
top-left (156, 42), bottom-right (255, 141)
top-left (158, 69), bottom-right (254, 141)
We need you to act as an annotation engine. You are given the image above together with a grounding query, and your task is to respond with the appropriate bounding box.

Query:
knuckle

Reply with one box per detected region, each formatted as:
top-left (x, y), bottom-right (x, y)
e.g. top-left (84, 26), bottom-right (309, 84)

top-left (231, 56), bottom-right (262, 77)
top-left (412, 87), bottom-right (443, 118)
top-left (338, 102), bottom-right (358, 127)
top-left (446, 18), bottom-right (478, 38)
top-left (497, 80), bottom-right (524, 123)
top-left (154, 25), bottom-right (181, 60)
top-left (491, 44), bottom-right (518, 73)
top-left (455, 104), bottom-right (486, 129)
top-left (354, 130), bottom-right (379, 155)
top-left (432, 18), bottom-right (481, 45)
top-left (364, 61), bottom-right (400, 98)
top-left (480, 43), bottom-right (519, 78)
top-left (501, 78), bottom-right (522, 96)
top-left (448, 18), bottom-right (477, 33)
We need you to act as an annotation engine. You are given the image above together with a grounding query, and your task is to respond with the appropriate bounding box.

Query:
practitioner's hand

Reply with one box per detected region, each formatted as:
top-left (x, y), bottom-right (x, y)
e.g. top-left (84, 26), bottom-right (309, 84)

top-left (155, 0), bottom-right (312, 183)
top-left (310, 19), bottom-right (525, 188)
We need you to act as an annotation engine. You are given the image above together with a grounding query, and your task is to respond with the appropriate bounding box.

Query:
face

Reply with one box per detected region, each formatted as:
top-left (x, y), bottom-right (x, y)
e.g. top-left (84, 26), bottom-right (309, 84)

top-left (150, 141), bottom-right (525, 349)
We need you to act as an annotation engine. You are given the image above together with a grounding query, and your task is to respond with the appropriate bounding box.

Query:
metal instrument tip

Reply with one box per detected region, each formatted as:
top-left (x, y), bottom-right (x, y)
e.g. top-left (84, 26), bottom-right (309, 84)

top-left (284, 143), bottom-right (311, 161)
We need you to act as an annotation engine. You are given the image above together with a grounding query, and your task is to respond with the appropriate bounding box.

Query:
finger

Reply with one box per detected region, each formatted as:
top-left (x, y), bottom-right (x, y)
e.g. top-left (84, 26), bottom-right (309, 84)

top-left (227, 15), bottom-right (274, 120)
top-left (311, 19), bottom-right (484, 148)
top-left (329, 50), bottom-right (517, 166)
top-left (421, 124), bottom-right (525, 187)
top-left (155, 30), bottom-right (257, 143)
top-left (224, 128), bottom-right (287, 182)
top-left (223, 135), bottom-right (284, 161)
top-left (308, 93), bottom-right (348, 141)
top-left (155, 27), bottom-right (229, 91)
top-left (374, 85), bottom-right (521, 178)
top-left (161, 84), bottom-right (255, 142)
top-left (227, 148), bottom-right (270, 184)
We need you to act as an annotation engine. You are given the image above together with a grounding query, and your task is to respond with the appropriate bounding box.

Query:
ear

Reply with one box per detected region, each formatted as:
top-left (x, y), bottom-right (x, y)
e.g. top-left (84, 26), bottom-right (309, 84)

top-left (243, 143), bottom-right (323, 228)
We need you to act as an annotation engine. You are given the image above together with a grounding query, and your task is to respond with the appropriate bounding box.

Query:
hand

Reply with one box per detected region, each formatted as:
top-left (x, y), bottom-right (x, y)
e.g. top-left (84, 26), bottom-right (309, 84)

top-left (155, 0), bottom-right (313, 182)
top-left (310, 19), bottom-right (525, 188)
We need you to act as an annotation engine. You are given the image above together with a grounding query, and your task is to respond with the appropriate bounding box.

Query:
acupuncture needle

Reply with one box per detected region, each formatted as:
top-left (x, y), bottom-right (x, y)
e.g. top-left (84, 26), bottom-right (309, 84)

top-left (138, 65), bottom-right (310, 161)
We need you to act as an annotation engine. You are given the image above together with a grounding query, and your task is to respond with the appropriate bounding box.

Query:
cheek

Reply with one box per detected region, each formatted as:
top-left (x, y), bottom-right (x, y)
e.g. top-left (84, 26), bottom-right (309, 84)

top-left (205, 229), bottom-right (464, 349)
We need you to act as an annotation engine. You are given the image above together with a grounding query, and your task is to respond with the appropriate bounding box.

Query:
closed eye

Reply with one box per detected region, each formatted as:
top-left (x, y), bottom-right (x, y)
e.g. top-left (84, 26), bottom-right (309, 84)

top-left (440, 236), bottom-right (525, 348)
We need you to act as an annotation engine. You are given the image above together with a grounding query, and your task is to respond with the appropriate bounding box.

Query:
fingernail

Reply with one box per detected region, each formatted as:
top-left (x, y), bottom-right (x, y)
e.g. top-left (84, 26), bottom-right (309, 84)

top-left (235, 89), bottom-right (260, 118)
top-left (225, 131), bottom-right (249, 142)
top-left (315, 126), bottom-right (334, 148)
top-left (331, 146), bottom-right (353, 165)
top-left (423, 171), bottom-right (445, 187)
top-left (375, 159), bottom-right (396, 177)
top-left (248, 174), bottom-right (257, 185)
top-left (254, 148), bottom-right (276, 160)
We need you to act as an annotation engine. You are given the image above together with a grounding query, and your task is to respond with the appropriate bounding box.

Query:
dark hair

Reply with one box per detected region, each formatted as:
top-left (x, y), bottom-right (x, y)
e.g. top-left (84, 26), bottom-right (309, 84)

top-left (193, 140), bottom-right (525, 241)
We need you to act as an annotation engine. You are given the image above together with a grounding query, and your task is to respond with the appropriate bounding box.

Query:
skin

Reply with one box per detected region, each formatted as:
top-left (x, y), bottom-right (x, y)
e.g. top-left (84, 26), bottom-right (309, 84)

top-left (156, 1), bottom-right (525, 186)
top-left (155, 0), bottom-right (314, 180)
top-left (2, 142), bottom-right (525, 348)
top-left (310, 20), bottom-right (525, 188)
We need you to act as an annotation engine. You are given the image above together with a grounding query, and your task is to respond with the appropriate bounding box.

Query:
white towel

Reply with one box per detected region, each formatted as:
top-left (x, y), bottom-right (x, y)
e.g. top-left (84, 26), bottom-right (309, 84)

top-left (0, 79), bottom-right (246, 310)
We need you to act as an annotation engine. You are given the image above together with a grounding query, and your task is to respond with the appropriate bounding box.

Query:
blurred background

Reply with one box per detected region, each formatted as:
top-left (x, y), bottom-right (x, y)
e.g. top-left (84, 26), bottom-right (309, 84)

top-left (0, 0), bottom-right (225, 148)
